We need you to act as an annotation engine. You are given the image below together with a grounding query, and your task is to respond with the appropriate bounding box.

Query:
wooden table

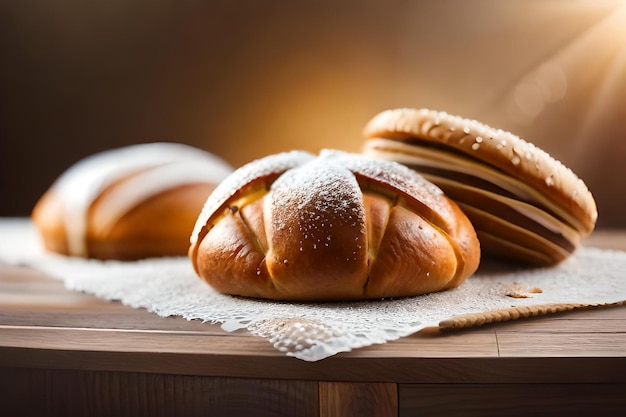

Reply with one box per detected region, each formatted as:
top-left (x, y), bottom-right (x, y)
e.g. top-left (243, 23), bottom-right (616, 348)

top-left (1, 231), bottom-right (626, 416)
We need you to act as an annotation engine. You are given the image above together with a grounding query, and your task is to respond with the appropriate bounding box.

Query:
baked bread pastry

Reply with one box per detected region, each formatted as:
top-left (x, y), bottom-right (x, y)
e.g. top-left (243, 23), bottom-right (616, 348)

top-left (32, 142), bottom-right (233, 260)
top-left (362, 108), bottom-right (598, 265)
top-left (189, 149), bottom-right (480, 301)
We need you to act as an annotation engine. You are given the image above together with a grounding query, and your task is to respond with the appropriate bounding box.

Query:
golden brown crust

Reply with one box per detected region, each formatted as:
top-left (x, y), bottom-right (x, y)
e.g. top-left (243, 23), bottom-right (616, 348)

top-left (33, 183), bottom-right (216, 260)
top-left (31, 143), bottom-right (233, 260)
top-left (362, 108), bottom-right (598, 265)
top-left (31, 191), bottom-right (70, 255)
top-left (189, 150), bottom-right (480, 301)
top-left (363, 108), bottom-right (597, 235)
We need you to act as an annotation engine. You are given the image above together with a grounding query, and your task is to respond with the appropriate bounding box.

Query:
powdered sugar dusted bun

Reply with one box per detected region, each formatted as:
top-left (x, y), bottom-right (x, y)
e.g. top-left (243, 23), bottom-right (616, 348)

top-left (32, 142), bottom-right (233, 260)
top-left (189, 149), bottom-right (480, 301)
top-left (362, 108), bottom-right (598, 265)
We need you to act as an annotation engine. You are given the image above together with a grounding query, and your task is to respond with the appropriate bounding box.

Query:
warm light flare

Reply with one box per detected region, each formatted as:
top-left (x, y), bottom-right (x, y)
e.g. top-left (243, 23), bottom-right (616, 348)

top-left (503, 1), bottom-right (626, 128)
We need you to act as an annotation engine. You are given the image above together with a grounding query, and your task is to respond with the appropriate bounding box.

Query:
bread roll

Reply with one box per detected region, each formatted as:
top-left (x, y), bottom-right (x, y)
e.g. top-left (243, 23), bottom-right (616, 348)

top-left (189, 149), bottom-right (480, 301)
top-left (32, 142), bottom-right (233, 260)
top-left (362, 108), bottom-right (598, 265)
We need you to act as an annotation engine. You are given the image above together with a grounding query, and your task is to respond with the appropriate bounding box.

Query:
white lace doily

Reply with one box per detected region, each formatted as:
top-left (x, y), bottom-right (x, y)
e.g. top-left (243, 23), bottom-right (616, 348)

top-left (1, 218), bottom-right (625, 361)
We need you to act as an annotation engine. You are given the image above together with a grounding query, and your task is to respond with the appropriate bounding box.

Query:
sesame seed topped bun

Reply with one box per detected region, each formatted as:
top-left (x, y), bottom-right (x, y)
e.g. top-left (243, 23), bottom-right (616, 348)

top-left (362, 108), bottom-right (597, 265)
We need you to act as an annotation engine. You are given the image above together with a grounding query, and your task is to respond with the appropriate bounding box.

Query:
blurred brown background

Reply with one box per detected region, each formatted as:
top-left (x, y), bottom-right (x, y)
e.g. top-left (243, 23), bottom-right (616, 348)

top-left (1, 0), bottom-right (625, 227)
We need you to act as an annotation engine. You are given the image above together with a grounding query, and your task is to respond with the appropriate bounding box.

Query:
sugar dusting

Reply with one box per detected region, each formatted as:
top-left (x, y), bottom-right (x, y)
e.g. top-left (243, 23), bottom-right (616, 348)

top-left (364, 107), bottom-right (598, 233)
top-left (417, 109), bottom-right (595, 222)
top-left (192, 148), bottom-right (457, 270)
top-left (367, 107), bottom-right (593, 199)
top-left (190, 151), bottom-right (315, 245)
top-left (267, 151), bottom-right (366, 257)
top-left (330, 149), bottom-right (452, 229)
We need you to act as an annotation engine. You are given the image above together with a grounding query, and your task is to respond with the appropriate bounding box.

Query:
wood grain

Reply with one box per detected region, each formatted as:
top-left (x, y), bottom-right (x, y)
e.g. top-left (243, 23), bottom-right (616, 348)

top-left (1, 229), bottom-right (626, 416)
top-left (0, 368), bottom-right (319, 417)
top-left (398, 383), bottom-right (626, 417)
top-left (319, 382), bottom-right (397, 417)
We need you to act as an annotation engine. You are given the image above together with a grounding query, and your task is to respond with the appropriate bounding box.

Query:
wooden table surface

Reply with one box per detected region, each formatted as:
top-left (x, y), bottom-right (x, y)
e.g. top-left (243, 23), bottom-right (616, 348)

top-left (2, 231), bottom-right (626, 416)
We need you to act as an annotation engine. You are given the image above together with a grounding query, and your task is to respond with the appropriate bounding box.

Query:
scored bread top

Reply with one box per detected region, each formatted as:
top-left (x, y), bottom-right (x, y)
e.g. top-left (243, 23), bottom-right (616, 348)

top-left (189, 150), bottom-right (316, 248)
top-left (191, 149), bottom-right (457, 246)
top-left (189, 149), bottom-right (480, 300)
top-left (363, 108), bottom-right (598, 236)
